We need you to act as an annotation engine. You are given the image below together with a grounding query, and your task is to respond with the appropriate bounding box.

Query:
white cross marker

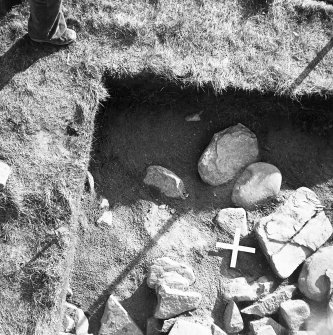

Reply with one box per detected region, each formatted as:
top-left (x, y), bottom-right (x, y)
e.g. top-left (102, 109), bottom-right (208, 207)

top-left (216, 228), bottom-right (256, 268)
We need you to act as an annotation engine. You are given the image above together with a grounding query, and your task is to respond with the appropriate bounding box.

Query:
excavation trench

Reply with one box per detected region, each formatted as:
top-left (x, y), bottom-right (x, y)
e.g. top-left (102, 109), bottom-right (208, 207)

top-left (71, 73), bottom-right (333, 334)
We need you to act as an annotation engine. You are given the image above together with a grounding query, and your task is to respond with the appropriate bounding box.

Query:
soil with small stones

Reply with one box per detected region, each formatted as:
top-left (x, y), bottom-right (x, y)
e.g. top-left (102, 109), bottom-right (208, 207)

top-left (71, 76), bottom-right (333, 334)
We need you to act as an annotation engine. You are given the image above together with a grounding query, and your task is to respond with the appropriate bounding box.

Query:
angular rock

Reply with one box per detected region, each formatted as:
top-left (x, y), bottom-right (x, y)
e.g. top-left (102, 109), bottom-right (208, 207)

top-left (147, 257), bottom-right (195, 290)
top-left (298, 246), bottom-right (333, 302)
top-left (222, 276), bottom-right (274, 302)
top-left (154, 285), bottom-right (202, 319)
top-left (280, 300), bottom-right (310, 331)
top-left (256, 325), bottom-right (277, 335)
top-left (146, 317), bottom-right (162, 335)
top-left (144, 166), bottom-right (187, 199)
top-left (215, 208), bottom-right (249, 237)
top-left (250, 317), bottom-right (286, 335)
top-left (211, 324), bottom-right (228, 335)
top-left (223, 300), bottom-right (244, 333)
top-left (198, 123), bottom-right (259, 186)
top-left (97, 211), bottom-right (113, 226)
top-left (241, 285), bottom-right (296, 317)
top-left (255, 187), bottom-right (332, 279)
top-left (99, 295), bottom-right (143, 335)
top-left (0, 161), bottom-right (11, 189)
top-left (169, 319), bottom-right (211, 335)
top-left (232, 162), bottom-right (282, 209)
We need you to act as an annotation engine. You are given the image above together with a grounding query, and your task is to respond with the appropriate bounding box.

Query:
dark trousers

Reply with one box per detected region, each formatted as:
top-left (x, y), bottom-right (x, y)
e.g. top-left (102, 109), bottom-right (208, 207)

top-left (28, 0), bottom-right (67, 41)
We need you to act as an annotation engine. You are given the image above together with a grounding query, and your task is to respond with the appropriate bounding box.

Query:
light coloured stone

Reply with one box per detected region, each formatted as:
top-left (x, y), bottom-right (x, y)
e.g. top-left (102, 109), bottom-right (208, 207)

top-left (147, 257), bottom-right (195, 290)
top-left (222, 276), bottom-right (274, 302)
top-left (223, 300), bottom-right (244, 333)
top-left (63, 315), bottom-right (75, 333)
top-left (0, 161), bottom-right (11, 189)
top-left (250, 317), bottom-right (286, 335)
top-left (255, 187), bottom-right (332, 279)
top-left (232, 162), bottom-right (282, 209)
top-left (97, 211), bottom-right (113, 226)
top-left (76, 308), bottom-right (90, 335)
top-left (288, 331), bottom-right (317, 335)
top-left (280, 300), bottom-right (310, 331)
top-left (169, 319), bottom-right (211, 335)
top-left (241, 285), bottom-right (296, 317)
top-left (154, 285), bottom-right (202, 319)
top-left (144, 166), bottom-right (187, 199)
top-left (215, 208), bottom-right (249, 237)
top-left (299, 246), bottom-right (333, 302)
top-left (198, 123), bottom-right (259, 186)
top-left (100, 198), bottom-right (110, 209)
top-left (99, 295), bottom-right (143, 335)
top-left (257, 325), bottom-right (277, 335)
top-left (86, 170), bottom-right (95, 194)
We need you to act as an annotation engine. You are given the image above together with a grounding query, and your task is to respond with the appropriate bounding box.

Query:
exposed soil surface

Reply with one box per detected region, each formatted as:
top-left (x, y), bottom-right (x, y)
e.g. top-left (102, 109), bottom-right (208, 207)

top-left (71, 75), bottom-right (333, 334)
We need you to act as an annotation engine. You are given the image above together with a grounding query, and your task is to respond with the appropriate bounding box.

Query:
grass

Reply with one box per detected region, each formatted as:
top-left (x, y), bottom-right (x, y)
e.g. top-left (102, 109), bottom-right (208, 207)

top-left (0, 0), bottom-right (332, 334)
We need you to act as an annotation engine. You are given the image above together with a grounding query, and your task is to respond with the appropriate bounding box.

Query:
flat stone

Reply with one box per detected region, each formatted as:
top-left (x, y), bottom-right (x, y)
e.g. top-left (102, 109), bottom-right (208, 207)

top-left (232, 162), bottom-right (282, 209)
top-left (215, 208), bottom-right (249, 237)
top-left (144, 166), bottom-right (187, 199)
top-left (250, 317), bottom-right (287, 335)
top-left (256, 325), bottom-right (277, 335)
top-left (154, 285), bottom-right (202, 319)
top-left (222, 276), bottom-right (274, 302)
top-left (169, 319), bottom-right (211, 335)
top-left (280, 300), bottom-right (310, 331)
top-left (0, 161), bottom-right (11, 189)
top-left (223, 300), bottom-right (244, 333)
top-left (147, 257), bottom-right (195, 290)
top-left (99, 295), bottom-right (143, 335)
top-left (241, 285), bottom-right (296, 317)
top-left (198, 123), bottom-right (259, 186)
top-left (97, 211), bottom-right (113, 226)
top-left (146, 317), bottom-right (162, 335)
top-left (298, 246), bottom-right (333, 302)
top-left (255, 187), bottom-right (332, 279)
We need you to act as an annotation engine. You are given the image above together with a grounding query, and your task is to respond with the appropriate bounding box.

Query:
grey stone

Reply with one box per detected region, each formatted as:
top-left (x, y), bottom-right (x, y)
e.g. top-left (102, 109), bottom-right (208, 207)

top-left (147, 257), bottom-right (195, 290)
top-left (223, 300), bottom-right (244, 333)
top-left (211, 323), bottom-right (228, 335)
top-left (0, 161), bottom-right (11, 189)
top-left (250, 317), bottom-right (287, 335)
top-left (169, 319), bottom-right (211, 335)
top-left (232, 162), bottom-right (282, 209)
top-left (198, 123), bottom-right (259, 186)
top-left (255, 187), bottom-right (332, 279)
top-left (299, 246), bottom-right (333, 302)
top-left (215, 208), bottom-right (249, 237)
top-left (144, 166), bottom-right (187, 199)
top-left (154, 285), bottom-right (202, 319)
top-left (222, 276), bottom-right (274, 302)
top-left (99, 295), bottom-right (143, 335)
top-left (241, 285), bottom-right (296, 317)
top-left (280, 300), bottom-right (310, 331)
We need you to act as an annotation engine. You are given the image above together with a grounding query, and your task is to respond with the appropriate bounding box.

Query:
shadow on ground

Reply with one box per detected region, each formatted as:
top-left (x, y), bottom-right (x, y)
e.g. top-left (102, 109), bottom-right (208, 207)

top-left (0, 34), bottom-right (59, 91)
top-left (73, 72), bottom-right (333, 334)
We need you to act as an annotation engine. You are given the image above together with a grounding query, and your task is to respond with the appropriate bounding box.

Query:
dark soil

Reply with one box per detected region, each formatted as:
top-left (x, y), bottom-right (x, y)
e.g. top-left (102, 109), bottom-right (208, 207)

top-left (72, 73), bottom-right (333, 334)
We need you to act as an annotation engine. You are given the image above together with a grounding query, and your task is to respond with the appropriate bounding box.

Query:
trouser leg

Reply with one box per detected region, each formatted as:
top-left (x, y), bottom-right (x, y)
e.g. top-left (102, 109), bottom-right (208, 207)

top-left (28, 0), bottom-right (67, 41)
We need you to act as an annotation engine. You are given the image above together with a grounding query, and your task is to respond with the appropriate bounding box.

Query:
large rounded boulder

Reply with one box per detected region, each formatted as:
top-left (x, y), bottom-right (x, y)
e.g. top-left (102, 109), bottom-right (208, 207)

top-left (198, 124), bottom-right (259, 186)
top-left (298, 246), bottom-right (333, 302)
top-left (231, 162), bottom-right (282, 209)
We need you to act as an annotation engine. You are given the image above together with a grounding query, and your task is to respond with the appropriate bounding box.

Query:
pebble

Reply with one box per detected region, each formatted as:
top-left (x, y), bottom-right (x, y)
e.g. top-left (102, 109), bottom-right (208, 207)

top-left (298, 246), bottom-right (333, 301)
top-left (198, 123), bottom-right (259, 186)
top-left (144, 165), bottom-right (188, 199)
top-left (231, 162), bottom-right (282, 209)
top-left (215, 208), bottom-right (249, 237)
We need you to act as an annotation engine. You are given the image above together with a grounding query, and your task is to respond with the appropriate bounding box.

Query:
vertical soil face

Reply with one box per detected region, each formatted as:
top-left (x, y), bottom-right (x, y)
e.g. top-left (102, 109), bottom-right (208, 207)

top-left (72, 75), bottom-right (333, 334)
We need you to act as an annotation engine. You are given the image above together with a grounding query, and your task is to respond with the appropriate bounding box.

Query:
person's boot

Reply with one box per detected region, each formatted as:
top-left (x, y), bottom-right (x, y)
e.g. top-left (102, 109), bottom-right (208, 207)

top-left (30, 28), bottom-right (76, 46)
